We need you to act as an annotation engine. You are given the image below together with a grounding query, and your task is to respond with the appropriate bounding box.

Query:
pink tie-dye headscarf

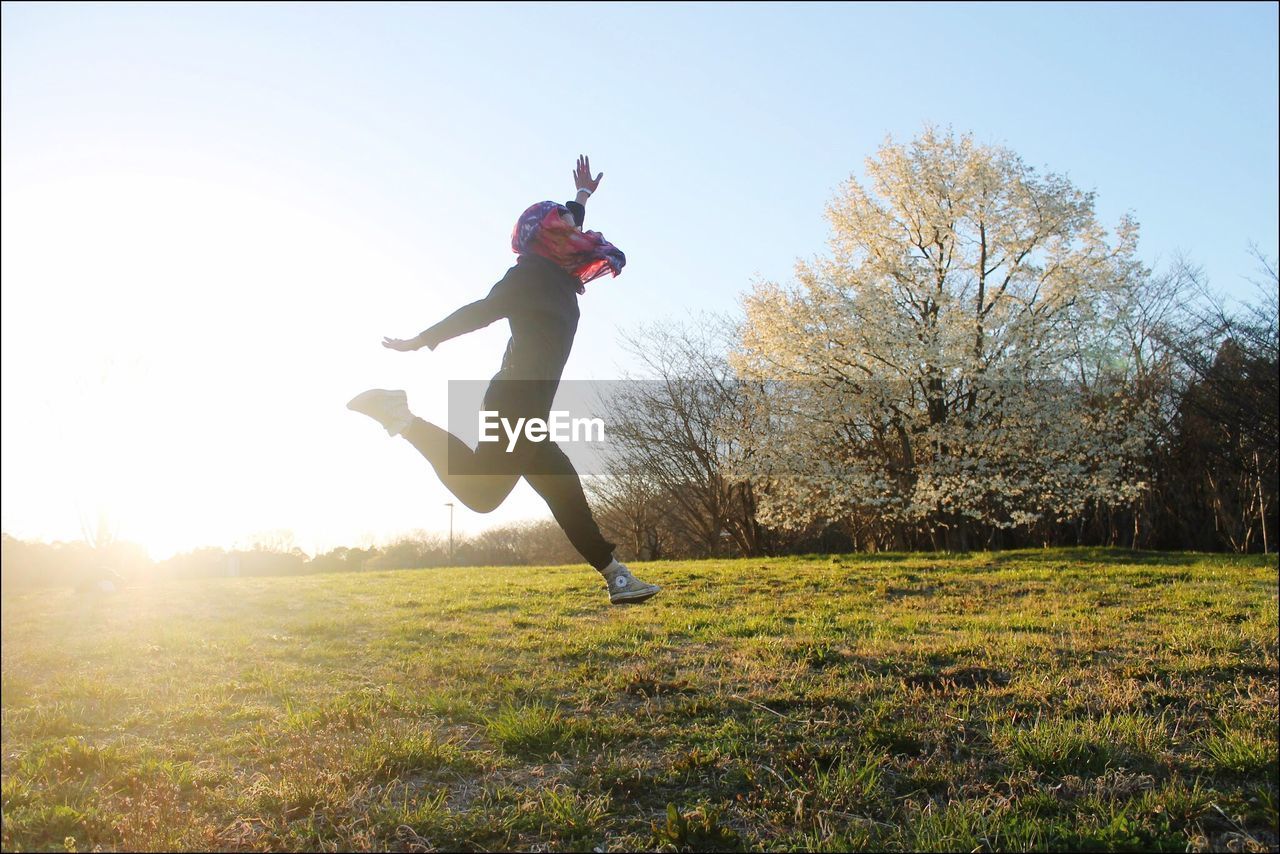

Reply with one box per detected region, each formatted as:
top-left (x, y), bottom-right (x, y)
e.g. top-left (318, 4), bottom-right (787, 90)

top-left (511, 201), bottom-right (626, 293)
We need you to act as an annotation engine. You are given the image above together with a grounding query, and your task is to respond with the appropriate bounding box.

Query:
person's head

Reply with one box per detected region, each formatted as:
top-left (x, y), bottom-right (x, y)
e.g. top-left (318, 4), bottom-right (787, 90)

top-left (511, 201), bottom-right (626, 292)
top-left (511, 202), bottom-right (576, 254)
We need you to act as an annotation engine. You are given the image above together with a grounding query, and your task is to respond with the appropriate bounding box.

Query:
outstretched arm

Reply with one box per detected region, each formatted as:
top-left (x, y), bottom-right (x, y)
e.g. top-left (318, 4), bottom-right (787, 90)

top-left (383, 298), bottom-right (503, 352)
top-left (382, 278), bottom-right (517, 352)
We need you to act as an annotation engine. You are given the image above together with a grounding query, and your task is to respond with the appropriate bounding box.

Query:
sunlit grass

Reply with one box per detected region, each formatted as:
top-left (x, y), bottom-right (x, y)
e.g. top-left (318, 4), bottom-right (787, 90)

top-left (2, 548), bottom-right (1277, 851)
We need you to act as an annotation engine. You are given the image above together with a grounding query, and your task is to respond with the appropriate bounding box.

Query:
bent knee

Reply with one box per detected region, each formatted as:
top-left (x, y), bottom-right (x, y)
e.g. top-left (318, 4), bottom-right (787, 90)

top-left (465, 496), bottom-right (504, 514)
top-left (454, 474), bottom-right (518, 513)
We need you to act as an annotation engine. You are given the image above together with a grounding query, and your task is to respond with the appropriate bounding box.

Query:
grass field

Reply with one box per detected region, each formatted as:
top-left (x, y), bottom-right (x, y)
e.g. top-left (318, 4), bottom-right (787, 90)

top-left (2, 548), bottom-right (1277, 852)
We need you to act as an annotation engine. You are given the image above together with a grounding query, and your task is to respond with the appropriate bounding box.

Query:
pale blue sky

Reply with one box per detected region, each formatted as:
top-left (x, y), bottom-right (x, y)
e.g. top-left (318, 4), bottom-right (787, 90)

top-left (3, 2), bottom-right (1277, 558)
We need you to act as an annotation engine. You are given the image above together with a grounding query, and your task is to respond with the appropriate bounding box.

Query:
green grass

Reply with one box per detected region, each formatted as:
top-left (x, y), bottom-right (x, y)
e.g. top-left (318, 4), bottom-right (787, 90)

top-left (2, 548), bottom-right (1277, 851)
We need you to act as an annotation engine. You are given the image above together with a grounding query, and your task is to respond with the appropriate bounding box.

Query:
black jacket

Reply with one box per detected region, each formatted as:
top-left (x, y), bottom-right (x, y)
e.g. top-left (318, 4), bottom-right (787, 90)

top-left (420, 201), bottom-right (586, 418)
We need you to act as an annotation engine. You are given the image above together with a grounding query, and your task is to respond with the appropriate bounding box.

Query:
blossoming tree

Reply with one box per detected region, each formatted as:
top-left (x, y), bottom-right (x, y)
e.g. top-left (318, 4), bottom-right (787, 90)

top-left (733, 128), bottom-right (1154, 549)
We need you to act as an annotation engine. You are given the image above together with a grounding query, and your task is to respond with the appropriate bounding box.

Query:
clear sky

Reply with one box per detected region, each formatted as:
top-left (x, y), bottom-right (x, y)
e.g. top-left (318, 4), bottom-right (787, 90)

top-left (3, 1), bottom-right (1277, 560)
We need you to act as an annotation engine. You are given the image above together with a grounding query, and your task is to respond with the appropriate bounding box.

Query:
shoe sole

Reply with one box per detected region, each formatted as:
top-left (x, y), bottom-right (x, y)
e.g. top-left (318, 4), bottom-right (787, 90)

top-left (610, 587), bottom-right (660, 605)
top-left (346, 390), bottom-right (409, 436)
top-left (346, 389), bottom-right (405, 412)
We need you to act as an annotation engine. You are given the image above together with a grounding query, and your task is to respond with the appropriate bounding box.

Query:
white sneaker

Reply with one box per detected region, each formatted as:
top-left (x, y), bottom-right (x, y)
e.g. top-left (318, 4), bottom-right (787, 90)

top-left (601, 559), bottom-right (660, 605)
top-left (346, 389), bottom-right (413, 436)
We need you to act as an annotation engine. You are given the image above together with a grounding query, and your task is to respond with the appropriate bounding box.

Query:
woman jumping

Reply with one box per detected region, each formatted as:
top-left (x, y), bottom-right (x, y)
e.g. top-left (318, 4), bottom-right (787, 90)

top-left (347, 155), bottom-right (660, 605)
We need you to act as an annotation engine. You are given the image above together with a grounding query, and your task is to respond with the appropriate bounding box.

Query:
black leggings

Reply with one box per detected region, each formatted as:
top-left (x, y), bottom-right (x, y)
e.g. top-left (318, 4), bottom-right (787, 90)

top-left (402, 417), bottom-right (616, 571)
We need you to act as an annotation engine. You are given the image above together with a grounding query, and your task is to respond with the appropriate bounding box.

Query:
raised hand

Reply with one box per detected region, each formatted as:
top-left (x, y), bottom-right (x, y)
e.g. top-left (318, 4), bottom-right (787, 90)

top-left (573, 154), bottom-right (603, 195)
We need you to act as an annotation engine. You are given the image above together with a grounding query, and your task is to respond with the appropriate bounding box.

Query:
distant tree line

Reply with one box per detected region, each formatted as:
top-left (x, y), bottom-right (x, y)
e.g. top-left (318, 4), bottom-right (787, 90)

top-left (0, 520), bottom-right (583, 591)
top-left (590, 129), bottom-right (1277, 559)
